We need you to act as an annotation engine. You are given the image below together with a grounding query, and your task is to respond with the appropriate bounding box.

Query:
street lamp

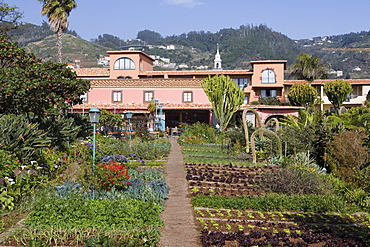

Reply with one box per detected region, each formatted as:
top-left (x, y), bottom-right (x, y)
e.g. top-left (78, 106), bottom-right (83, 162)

top-left (154, 99), bottom-right (159, 130)
top-left (126, 111), bottom-right (132, 151)
top-left (89, 107), bottom-right (100, 174)
top-left (159, 102), bottom-right (164, 131)
top-left (113, 104), bottom-right (117, 114)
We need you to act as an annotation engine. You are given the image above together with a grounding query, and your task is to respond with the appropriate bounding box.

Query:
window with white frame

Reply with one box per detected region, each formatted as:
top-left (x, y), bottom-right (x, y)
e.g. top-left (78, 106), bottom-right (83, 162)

top-left (233, 78), bottom-right (249, 89)
top-left (260, 89), bottom-right (277, 98)
top-left (183, 91), bottom-right (193, 103)
top-left (144, 91), bottom-right (154, 103)
top-left (112, 90), bottom-right (122, 103)
top-left (351, 85), bottom-right (362, 98)
top-left (114, 57), bottom-right (135, 70)
top-left (243, 96), bottom-right (249, 104)
top-left (261, 69), bottom-right (276, 83)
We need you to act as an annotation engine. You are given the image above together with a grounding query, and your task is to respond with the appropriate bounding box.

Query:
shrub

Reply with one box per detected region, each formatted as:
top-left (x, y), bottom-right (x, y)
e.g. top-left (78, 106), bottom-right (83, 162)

top-left (278, 125), bottom-right (315, 156)
top-left (0, 150), bottom-right (20, 178)
top-left (328, 175), bottom-right (370, 212)
top-left (178, 122), bottom-right (218, 144)
top-left (325, 130), bottom-right (369, 188)
top-left (225, 127), bottom-right (246, 152)
top-left (258, 166), bottom-right (332, 195)
top-left (131, 138), bottom-right (170, 160)
top-left (250, 97), bottom-right (282, 105)
top-left (97, 161), bottom-right (130, 191)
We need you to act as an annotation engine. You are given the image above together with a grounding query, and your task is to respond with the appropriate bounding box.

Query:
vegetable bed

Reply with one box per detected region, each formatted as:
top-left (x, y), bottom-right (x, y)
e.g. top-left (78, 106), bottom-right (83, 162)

top-left (186, 163), bottom-right (370, 246)
top-left (195, 207), bottom-right (370, 246)
top-left (185, 163), bottom-right (277, 197)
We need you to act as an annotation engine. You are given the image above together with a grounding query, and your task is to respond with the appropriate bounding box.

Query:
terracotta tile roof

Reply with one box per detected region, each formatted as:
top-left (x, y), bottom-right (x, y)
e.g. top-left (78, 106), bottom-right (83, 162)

top-left (140, 70), bottom-right (252, 76)
top-left (74, 102), bottom-right (212, 110)
top-left (242, 105), bottom-right (303, 110)
top-left (91, 78), bottom-right (204, 88)
top-left (284, 79), bottom-right (370, 85)
top-left (252, 84), bottom-right (284, 88)
top-left (73, 68), bottom-right (110, 77)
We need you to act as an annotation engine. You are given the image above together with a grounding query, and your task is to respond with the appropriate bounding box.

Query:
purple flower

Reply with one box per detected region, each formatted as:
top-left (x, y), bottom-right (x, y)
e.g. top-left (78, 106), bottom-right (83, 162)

top-left (86, 142), bottom-right (93, 150)
top-left (129, 153), bottom-right (137, 157)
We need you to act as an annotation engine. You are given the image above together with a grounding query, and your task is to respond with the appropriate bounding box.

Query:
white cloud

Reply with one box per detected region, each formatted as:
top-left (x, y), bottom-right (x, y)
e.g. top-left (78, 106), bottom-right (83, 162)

top-left (164, 0), bottom-right (203, 8)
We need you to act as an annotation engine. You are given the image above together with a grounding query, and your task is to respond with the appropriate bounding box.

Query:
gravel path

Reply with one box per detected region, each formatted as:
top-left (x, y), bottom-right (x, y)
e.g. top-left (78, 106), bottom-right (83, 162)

top-left (159, 137), bottom-right (200, 247)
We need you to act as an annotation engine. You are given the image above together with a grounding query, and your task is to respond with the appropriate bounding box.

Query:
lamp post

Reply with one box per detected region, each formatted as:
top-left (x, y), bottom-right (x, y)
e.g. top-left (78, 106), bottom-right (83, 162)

top-left (89, 107), bottom-right (100, 174)
top-left (154, 99), bottom-right (159, 130)
top-left (126, 111), bottom-right (132, 151)
top-left (159, 102), bottom-right (164, 131)
top-left (113, 104), bottom-right (117, 114)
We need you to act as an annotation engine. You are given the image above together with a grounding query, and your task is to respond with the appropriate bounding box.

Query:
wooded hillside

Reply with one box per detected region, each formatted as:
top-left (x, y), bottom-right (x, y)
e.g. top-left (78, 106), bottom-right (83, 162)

top-left (9, 22), bottom-right (370, 78)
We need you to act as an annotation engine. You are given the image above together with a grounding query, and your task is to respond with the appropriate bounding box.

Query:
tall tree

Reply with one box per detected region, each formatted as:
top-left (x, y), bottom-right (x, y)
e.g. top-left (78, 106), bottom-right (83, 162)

top-left (39, 0), bottom-right (77, 63)
top-left (323, 79), bottom-right (352, 113)
top-left (0, 38), bottom-right (90, 118)
top-left (201, 75), bottom-right (244, 132)
top-left (137, 29), bottom-right (163, 43)
top-left (288, 83), bottom-right (318, 107)
top-left (288, 53), bottom-right (329, 82)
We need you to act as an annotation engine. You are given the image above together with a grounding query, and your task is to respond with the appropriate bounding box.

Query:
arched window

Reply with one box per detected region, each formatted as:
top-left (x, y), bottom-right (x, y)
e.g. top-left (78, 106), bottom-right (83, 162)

top-left (261, 69), bottom-right (276, 83)
top-left (114, 58), bottom-right (135, 70)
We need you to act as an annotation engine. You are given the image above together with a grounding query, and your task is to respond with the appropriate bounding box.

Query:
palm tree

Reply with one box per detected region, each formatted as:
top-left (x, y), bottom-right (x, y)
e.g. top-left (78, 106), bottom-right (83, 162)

top-left (288, 53), bottom-right (329, 82)
top-left (39, 0), bottom-right (77, 63)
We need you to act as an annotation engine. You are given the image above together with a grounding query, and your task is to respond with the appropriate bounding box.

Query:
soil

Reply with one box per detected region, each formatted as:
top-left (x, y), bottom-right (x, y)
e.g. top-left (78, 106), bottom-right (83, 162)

top-left (159, 137), bottom-right (201, 247)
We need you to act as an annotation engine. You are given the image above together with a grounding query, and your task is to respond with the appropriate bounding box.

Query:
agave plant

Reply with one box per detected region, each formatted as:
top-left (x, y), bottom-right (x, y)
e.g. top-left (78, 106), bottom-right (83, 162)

top-left (0, 115), bottom-right (51, 164)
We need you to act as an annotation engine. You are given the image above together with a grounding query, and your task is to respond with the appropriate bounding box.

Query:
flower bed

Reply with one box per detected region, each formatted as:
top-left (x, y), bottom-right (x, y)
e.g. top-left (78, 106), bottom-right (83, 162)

top-left (2, 164), bottom-right (169, 246)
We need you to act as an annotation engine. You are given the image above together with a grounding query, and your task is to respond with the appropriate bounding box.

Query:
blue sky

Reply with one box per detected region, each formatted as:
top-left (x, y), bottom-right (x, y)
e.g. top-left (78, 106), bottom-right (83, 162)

top-left (10, 0), bottom-right (370, 41)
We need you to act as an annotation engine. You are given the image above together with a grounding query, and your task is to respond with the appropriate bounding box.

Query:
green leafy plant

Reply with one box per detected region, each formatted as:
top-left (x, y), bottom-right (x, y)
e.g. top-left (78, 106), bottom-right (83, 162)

top-left (326, 129), bottom-right (370, 188)
top-left (0, 115), bottom-right (51, 164)
top-left (191, 194), bottom-right (353, 213)
top-left (37, 115), bottom-right (82, 150)
top-left (258, 165), bottom-right (332, 195)
top-left (178, 122), bottom-right (218, 144)
top-left (0, 149), bottom-right (20, 177)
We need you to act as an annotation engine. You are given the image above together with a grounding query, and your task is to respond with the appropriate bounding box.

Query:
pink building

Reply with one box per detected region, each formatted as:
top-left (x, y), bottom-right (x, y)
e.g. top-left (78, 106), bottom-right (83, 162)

top-left (73, 50), bottom-right (303, 130)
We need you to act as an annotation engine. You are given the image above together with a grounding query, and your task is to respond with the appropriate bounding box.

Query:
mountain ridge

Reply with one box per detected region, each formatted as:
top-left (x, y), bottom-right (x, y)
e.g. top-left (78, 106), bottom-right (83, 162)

top-left (9, 23), bottom-right (370, 78)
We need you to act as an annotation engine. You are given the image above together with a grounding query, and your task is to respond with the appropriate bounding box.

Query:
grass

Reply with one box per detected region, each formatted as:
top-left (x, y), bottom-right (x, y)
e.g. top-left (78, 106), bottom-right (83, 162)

top-left (181, 143), bottom-right (257, 166)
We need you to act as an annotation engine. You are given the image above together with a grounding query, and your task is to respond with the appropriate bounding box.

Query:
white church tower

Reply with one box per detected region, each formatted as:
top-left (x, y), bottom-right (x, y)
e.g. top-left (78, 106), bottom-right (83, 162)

top-left (214, 43), bottom-right (222, 70)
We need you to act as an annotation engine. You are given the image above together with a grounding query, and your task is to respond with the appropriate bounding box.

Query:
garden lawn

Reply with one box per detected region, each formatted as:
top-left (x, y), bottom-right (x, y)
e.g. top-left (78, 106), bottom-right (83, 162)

top-left (182, 144), bottom-right (253, 166)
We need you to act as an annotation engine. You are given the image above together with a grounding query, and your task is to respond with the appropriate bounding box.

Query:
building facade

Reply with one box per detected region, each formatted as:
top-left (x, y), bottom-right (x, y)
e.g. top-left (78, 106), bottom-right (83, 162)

top-left (72, 50), bottom-right (370, 131)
